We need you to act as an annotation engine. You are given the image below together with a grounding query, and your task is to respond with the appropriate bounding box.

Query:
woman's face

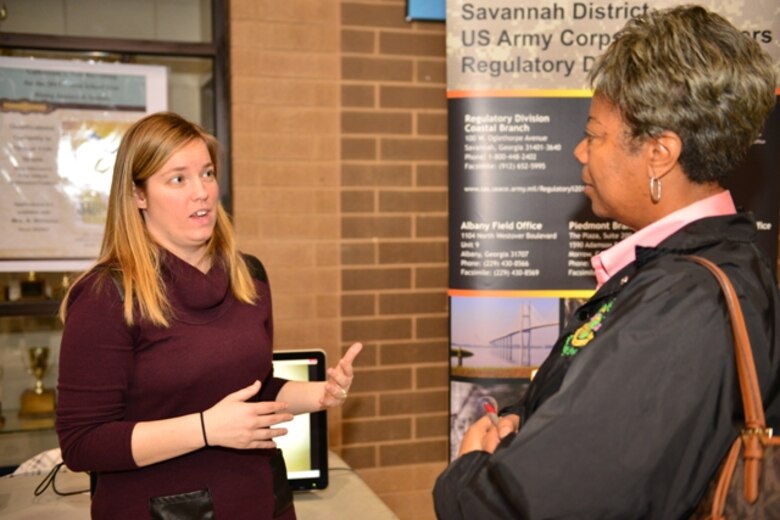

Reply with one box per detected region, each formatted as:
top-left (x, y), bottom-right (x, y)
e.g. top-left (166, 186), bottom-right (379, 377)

top-left (134, 138), bottom-right (218, 265)
top-left (574, 96), bottom-right (652, 230)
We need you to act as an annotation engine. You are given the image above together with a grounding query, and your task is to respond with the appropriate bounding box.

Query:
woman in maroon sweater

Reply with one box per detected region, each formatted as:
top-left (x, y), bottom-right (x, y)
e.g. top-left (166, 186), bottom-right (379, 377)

top-left (56, 112), bottom-right (362, 519)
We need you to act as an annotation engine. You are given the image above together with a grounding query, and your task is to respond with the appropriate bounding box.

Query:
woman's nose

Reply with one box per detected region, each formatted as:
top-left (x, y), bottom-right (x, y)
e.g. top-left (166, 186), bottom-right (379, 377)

top-left (192, 178), bottom-right (209, 200)
top-left (573, 138), bottom-right (587, 164)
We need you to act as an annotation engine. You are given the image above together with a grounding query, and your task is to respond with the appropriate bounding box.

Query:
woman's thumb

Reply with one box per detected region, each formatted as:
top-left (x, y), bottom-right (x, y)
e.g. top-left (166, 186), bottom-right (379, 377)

top-left (227, 380), bottom-right (261, 402)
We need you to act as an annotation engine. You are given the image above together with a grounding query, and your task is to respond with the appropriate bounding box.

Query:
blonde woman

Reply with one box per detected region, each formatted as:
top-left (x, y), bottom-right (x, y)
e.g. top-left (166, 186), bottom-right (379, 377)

top-left (57, 112), bottom-right (362, 519)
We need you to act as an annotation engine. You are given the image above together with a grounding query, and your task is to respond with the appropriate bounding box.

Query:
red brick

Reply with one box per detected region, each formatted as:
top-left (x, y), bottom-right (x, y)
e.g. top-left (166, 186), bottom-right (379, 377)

top-left (417, 60), bottom-right (446, 84)
top-left (379, 241), bottom-right (447, 264)
top-left (415, 266), bottom-right (447, 288)
top-left (342, 111), bottom-right (412, 134)
top-left (381, 137), bottom-right (446, 161)
top-left (415, 215), bottom-right (447, 237)
top-left (342, 29), bottom-right (375, 53)
top-left (342, 3), bottom-right (408, 29)
top-left (341, 394), bottom-right (377, 418)
top-left (343, 317), bottom-right (413, 342)
top-left (342, 418), bottom-right (412, 443)
top-left (379, 31), bottom-right (445, 57)
top-left (380, 340), bottom-right (449, 365)
top-left (416, 365), bottom-right (449, 388)
top-left (417, 113), bottom-right (447, 135)
top-left (416, 316), bottom-right (448, 339)
top-left (379, 292), bottom-right (447, 315)
top-left (342, 164), bottom-right (412, 187)
top-left (342, 137), bottom-right (377, 160)
top-left (416, 164), bottom-right (448, 187)
top-left (349, 367), bottom-right (413, 392)
top-left (342, 216), bottom-right (412, 239)
top-left (341, 190), bottom-right (375, 213)
top-left (379, 440), bottom-right (447, 466)
top-left (379, 191), bottom-right (447, 213)
top-left (342, 85), bottom-right (375, 107)
top-left (380, 85), bottom-right (446, 109)
top-left (415, 414), bottom-right (449, 438)
top-left (379, 390), bottom-right (448, 415)
top-left (342, 294), bottom-right (376, 317)
top-left (340, 445), bottom-right (377, 469)
top-left (343, 267), bottom-right (411, 290)
top-left (342, 57), bottom-right (413, 82)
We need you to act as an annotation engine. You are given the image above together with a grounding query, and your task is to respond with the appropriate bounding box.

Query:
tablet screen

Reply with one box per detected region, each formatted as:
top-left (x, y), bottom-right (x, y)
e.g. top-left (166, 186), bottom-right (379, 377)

top-left (272, 350), bottom-right (329, 491)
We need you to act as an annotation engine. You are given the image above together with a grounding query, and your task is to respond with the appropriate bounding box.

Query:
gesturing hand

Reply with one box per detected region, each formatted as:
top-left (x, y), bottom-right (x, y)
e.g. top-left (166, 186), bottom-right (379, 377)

top-left (320, 342), bottom-right (363, 408)
top-left (203, 380), bottom-right (294, 450)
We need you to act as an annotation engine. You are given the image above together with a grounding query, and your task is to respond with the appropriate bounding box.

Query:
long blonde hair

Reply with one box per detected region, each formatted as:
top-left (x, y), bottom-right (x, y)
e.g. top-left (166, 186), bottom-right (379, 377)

top-left (60, 112), bottom-right (257, 326)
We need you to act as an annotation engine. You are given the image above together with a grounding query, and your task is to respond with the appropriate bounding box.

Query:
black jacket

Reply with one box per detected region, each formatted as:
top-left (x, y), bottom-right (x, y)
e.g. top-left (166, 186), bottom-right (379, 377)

top-left (434, 213), bottom-right (780, 519)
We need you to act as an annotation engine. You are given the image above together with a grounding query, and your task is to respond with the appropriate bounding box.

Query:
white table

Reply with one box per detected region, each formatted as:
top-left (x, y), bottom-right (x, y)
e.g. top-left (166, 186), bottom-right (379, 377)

top-left (295, 453), bottom-right (398, 519)
top-left (0, 452), bottom-right (398, 519)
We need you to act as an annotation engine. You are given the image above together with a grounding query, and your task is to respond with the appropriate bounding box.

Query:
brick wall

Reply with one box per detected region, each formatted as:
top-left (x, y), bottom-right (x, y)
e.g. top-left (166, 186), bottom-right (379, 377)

top-left (230, 1), bottom-right (448, 518)
top-left (229, 0), bottom-right (346, 445)
top-left (338, 3), bottom-right (448, 517)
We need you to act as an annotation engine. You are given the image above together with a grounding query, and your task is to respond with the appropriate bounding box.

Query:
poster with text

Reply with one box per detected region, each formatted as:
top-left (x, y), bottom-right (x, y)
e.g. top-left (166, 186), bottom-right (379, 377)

top-left (446, 0), bottom-right (780, 460)
top-left (0, 57), bottom-right (167, 272)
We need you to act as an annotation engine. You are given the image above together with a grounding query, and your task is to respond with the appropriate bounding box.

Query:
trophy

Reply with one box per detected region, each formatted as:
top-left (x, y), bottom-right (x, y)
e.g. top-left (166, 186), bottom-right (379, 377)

top-left (20, 271), bottom-right (46, 300)
top-left (0, 366), bottom-right (4, 428)
top-left (19, 347), bottom-right (56, 418)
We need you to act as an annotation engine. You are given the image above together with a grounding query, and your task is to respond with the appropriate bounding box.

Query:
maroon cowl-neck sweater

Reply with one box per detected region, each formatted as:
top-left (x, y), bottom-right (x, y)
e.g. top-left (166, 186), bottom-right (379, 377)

top-left (56, 252), bottom-right (294, 519)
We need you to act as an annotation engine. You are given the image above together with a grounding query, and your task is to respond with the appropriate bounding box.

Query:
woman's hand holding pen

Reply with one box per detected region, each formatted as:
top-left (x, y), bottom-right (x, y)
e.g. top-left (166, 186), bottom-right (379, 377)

top-left (497, 414), bottom-right (520, 440)
top-left (202, 380), bottom-right (293, 450)
top-left (458, 412), bottom-right (521, 456)
top-left (320, 342), bottom-right (363, 408)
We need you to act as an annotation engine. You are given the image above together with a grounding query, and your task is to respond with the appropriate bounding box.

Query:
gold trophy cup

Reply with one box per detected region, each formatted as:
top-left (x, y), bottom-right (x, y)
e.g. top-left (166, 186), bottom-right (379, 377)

top-left (19, 347), bottom-right (56, 418)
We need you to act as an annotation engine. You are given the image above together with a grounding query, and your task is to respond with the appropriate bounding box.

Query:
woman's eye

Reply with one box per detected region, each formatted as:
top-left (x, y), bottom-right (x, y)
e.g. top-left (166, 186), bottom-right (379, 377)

top-left (203, 169), bottom-right (215, 179)
top-left (170, 176), bottom-right (184, 184)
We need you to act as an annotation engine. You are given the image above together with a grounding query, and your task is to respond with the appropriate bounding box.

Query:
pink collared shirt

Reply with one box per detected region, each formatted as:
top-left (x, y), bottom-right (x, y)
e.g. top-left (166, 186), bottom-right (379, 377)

top-left (590, 191), bottom-right (737, 288)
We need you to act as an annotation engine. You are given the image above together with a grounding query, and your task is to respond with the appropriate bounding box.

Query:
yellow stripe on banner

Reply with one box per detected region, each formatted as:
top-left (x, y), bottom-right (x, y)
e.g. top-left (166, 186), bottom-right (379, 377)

top-left (447, 89), bottom-right (593, 99)
top-left (448, 289), bottom-right (594, 298)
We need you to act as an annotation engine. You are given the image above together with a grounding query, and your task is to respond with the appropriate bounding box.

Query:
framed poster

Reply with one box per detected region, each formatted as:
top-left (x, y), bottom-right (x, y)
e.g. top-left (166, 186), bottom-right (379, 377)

top-left (0, 56), bottom-right (167, 272)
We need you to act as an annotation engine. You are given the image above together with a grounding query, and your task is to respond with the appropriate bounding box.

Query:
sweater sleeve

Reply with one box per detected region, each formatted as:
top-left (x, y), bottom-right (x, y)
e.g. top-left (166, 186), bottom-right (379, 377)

top-left (56, 272), bottom-right (139, 472)
top-left (251, 265), bottom-right (288, 402)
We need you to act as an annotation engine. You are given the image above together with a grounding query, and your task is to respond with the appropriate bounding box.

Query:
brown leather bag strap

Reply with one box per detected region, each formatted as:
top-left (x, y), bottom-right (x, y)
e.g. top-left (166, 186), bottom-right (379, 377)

top-left (688, 255), bottom-right (768, 504)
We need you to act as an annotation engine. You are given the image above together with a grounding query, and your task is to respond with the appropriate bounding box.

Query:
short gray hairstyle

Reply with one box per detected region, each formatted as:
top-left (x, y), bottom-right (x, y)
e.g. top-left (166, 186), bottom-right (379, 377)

top-left (589, 5), bottom-right (776, 184)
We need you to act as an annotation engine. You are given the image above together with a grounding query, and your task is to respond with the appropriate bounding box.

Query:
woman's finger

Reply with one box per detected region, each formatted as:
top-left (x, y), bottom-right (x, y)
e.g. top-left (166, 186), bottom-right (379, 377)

top-left (253, 412), bottom-right (294, 429)
top-left (341, 343), bottom-right (363, 366)
top-left (259, 427), bottom-right (288, 440)
top-left (248, 400), bottom-right (289, 416)
top-left (224, 380), bottom-right (261, 402)
top-left (327, 367), bottom-right (350, 389)
top-left (497, 414), bottom-right (520, 439)
top-left (251, 440), bottom-right (279, 450)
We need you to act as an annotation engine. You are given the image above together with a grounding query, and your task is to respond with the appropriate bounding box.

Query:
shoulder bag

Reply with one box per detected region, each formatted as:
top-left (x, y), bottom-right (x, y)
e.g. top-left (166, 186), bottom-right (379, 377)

top-left (688, 255), bottom-right (780, 519)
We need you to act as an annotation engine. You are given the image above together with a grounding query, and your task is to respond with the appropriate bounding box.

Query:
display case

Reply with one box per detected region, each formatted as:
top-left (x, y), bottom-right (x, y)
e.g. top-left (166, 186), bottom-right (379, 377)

top-left (0, 272), bottom-right (70, 471)
top-left (0, 0), bottom-right (230, 473)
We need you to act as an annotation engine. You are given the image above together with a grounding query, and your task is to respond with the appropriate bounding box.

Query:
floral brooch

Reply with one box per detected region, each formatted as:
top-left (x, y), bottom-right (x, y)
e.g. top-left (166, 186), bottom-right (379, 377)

top-left (561, 299), bottom-right (615, 357)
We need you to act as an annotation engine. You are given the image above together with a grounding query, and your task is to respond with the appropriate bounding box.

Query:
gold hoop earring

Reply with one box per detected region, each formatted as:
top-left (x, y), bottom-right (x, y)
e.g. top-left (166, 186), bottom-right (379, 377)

top-left (649, 176), bottom-right (662, 203)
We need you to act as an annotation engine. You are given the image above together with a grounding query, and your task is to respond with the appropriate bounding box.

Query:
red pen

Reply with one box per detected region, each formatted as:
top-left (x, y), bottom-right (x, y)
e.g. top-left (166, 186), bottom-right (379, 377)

top-left (483, 401), bottom-right (500, 426)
